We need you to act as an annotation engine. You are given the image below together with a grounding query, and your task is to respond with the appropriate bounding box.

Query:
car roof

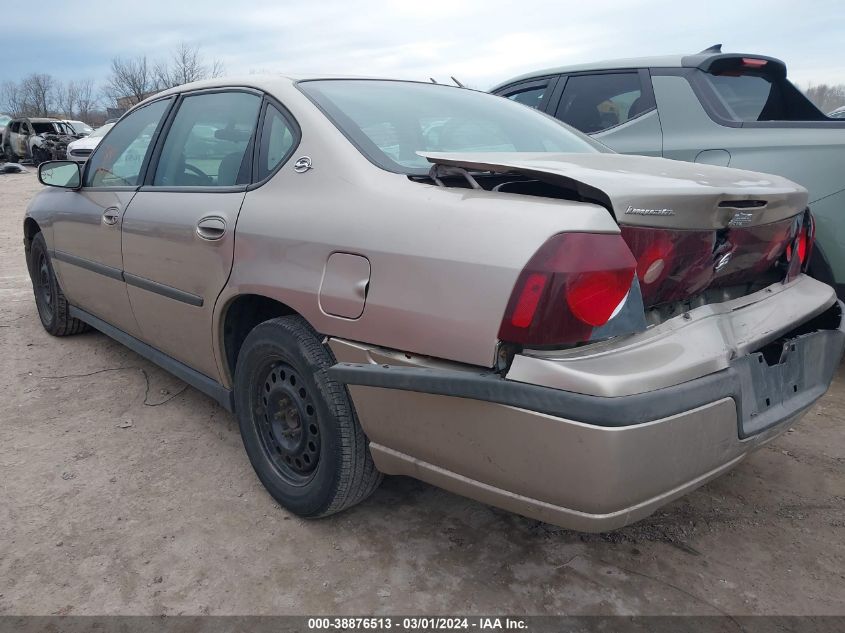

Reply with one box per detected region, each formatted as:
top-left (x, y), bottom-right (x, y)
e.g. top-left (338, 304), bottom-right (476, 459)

top-left (490, 49), bottom-right (787, 91)
top-left (22, 117), bottom-right (62, 123)
top-left (134, 74), bottom-right (459, 108)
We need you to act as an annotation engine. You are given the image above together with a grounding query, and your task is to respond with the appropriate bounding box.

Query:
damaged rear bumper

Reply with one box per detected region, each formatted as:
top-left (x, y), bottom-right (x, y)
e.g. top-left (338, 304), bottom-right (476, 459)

top-left (329, 277), bottom-right (844, 532)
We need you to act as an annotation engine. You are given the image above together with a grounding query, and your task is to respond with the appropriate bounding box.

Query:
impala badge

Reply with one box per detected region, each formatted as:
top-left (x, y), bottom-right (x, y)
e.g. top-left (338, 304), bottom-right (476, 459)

top-left (728, 211), bottom-right (754, 227)
top-left (625, 205), bottom-right (675, 216)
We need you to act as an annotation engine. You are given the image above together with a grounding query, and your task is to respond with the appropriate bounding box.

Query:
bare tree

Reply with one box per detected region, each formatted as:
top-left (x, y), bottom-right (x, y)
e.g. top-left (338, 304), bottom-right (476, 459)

top-left (1, 80), bottom-right (26, 116)
top-left (20, 73), bottom-right (55, 116)
top-left (56, 80), bottom-right (80, 118)
top-left (75, 79), bottom-right (97, 121)
top-left (104, 56), bottom-right (152, 106)
top-left (805, 83), bottom-right (845, 114)
top-left (153, 42), bottom-right (225, 90)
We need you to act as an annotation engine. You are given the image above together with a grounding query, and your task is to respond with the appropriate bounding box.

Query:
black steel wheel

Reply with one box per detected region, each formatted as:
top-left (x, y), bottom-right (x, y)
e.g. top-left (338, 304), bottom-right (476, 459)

top-left (255, 361), bottom-right (321, 483)
top-left (28, 232), bottom-right (88, 336)
top-left (234, 315), bottom-right (382, 518)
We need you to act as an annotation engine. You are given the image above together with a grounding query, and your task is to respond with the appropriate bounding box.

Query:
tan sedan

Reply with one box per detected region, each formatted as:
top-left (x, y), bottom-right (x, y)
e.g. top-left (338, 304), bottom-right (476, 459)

top-left (25, 76), bottom-right (844, 531)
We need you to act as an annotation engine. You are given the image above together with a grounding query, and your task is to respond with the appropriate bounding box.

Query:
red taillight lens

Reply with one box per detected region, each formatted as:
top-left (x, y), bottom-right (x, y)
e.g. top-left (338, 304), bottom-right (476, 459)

top-left (799, 212), bottom-right (814, 270)
top-left (741, 58), bottom-right (769, 68)
top-left (786, 211), bottom-right (814, 280)
top-left (510, 272), bottom-right (548, 328)
top-left (498, 233), bottom-right (638, 346)
top-left (621, 217), bottom-right (797, 307)
top-left (566, 270), bottom-right (633, 326)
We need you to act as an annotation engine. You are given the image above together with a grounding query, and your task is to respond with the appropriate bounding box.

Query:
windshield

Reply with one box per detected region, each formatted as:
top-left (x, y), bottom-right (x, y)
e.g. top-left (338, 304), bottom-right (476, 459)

top-left (299, 80), bottom-right (605, 174)
top-left (89, 123), bottom-right (114, 138)
top-left (66, 120), bottom-right (93, 133)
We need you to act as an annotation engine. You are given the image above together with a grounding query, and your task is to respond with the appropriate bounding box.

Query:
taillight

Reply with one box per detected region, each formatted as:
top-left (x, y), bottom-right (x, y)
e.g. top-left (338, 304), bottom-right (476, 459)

top-left (786, 211), bottom-right (814, 280)
top-left (741, 58), bottom-right (768, 68)
top-left (798, 211), bottom-right (814, 270)
top-left (621, 217), bottom-right (797, 307)
top-left (498, 233), bottom-right (640, 347)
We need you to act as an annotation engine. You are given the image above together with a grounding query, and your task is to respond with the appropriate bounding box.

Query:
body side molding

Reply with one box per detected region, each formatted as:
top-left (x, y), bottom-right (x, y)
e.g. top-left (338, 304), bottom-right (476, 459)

top-left (50, 250), bottom-right (204, 307)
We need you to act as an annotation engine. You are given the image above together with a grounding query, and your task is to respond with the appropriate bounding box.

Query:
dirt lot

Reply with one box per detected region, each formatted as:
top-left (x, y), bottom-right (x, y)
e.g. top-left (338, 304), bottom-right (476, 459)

top-left (1, 169), bottom-right (844, 616)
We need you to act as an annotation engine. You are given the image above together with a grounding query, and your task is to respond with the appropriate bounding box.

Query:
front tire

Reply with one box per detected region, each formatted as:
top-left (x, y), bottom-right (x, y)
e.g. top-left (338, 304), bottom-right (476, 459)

top-left (234, 316), bottom-right (382, 518)
top-left (29, 233), bottom-right (88, 336)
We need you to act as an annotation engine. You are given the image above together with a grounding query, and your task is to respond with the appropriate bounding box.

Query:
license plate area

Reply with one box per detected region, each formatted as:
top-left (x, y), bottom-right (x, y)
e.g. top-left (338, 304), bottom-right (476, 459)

top-left (734, 328), bottom-right (836, 438)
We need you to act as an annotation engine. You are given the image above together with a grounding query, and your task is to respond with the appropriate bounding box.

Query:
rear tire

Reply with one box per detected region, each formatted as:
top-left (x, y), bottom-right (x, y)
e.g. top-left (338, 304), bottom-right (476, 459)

top-left (31, 146), bottom-right (46, 166)
top-left (234, 316), bottom-right (382, 518)
top-left (29, 233), bottom-right (89, 336)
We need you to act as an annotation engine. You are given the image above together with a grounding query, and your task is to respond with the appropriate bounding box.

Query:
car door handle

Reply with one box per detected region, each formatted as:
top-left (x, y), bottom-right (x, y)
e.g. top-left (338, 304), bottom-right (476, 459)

top-left (102, 207), bottom-right (120, 225)
top-left (196, 216), bottom-right (227, 241)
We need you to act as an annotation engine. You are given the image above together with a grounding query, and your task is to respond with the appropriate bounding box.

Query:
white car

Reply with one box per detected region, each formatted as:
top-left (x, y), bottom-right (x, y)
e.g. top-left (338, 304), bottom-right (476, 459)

top-left (62, 120), bottom-right (94, 136)
top-left (830, 106), bottom-right (845, 119)
top-left (65, 123), bottom-right (114, 163)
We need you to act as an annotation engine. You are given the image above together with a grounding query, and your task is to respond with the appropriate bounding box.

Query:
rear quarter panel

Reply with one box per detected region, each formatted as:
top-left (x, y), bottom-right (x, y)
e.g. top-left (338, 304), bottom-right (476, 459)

top-left (216, 108), bottom-right (617, 379)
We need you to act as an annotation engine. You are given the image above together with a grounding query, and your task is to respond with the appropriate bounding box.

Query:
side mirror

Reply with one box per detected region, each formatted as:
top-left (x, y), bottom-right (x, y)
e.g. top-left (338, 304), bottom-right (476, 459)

top-left (38, 161), bottom-right (81, 189)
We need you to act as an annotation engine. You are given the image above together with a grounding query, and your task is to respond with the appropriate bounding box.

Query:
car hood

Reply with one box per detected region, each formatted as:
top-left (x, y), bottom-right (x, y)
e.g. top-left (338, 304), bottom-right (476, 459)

top-left (67, 136), bottom-right (103, 151)
top-left (419, 152), bottom-right (808, 230)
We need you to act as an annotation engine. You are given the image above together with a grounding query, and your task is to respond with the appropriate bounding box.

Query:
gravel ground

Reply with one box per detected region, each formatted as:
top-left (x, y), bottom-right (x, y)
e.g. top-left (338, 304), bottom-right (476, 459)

top-left (1, 169), bottom-right (844, 616)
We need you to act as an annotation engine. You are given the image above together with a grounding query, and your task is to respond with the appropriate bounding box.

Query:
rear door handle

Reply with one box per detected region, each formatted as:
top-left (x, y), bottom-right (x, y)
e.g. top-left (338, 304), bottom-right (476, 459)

top-left (102, 207), bottom-right (120, 225)
top-left (196, 216), bottom-right (227, 241)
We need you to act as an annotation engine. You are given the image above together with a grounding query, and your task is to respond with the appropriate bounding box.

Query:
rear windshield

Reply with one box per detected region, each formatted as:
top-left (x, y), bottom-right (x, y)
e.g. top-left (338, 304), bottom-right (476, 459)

top-left (702, 70), bottom-right (827, 122)
top-left (299, 79), bottom-right (605, 174)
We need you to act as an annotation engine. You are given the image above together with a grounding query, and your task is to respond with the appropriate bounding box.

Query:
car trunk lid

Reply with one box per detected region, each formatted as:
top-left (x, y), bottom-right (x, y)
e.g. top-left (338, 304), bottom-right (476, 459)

top-left (420, 151), bottom-right (809, 308)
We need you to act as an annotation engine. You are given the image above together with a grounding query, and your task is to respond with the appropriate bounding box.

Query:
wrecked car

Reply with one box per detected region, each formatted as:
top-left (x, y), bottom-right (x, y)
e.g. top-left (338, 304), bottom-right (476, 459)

top-left (2, 117), bottom-right (80, 165)
top-left (492, 46), bottom-right (845, 299)
top-left (24, 76), bottom-right (845, 532)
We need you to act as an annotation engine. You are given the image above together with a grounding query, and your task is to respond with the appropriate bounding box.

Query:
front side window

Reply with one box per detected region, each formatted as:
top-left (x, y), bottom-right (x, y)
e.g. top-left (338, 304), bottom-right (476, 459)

top-left (555, 73), bottom-right (650, 133)
top-left (32, 122), bottom-right (57, 134)
top-left (84, 98), bottom-right (171, 187)
top-left (153, 91), bottom-right (261, 187)
top-left (299, 80), bottom-right (604, 174)
top-left (256, 103), bottom-right (298, 180)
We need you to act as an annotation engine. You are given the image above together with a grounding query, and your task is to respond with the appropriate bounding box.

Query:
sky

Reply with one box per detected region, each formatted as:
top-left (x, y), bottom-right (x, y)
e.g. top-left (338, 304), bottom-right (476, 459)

top-left (2, 0), bottom-right (844, 92)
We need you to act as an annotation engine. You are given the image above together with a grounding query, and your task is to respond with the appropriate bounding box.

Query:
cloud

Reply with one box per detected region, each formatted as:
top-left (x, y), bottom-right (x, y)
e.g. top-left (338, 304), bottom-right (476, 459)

top-left (2, 0), bottom-right (843, 90)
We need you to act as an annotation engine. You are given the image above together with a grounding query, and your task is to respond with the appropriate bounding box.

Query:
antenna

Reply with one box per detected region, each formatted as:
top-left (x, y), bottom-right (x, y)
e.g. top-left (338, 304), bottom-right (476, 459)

top-left (429, 78), bottom-right (437, 83)
top-left (451, 76), bottom-right (465, 88)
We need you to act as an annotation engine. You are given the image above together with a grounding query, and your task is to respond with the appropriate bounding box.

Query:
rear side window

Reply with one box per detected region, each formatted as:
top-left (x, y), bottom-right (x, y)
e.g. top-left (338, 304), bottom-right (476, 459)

top-left (153, 91), bottom-right (261, 187)
top-left (256, 103), bottom-right (298, 180)
top-left (555, 73), bottom-right (652, 133)
top-left (85, 98), bottom-right (171, 188)
top-left (499, 80), bottom-right (551, 109)
top-left (701, 71), bottom-right (826, 122)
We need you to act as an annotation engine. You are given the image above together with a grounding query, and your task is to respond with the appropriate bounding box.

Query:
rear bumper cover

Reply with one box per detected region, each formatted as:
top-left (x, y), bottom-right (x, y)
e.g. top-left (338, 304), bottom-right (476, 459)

top-left (329, 299), bottom-right (844, 532)
top-left (332, 310), bottom-right (844, 438)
